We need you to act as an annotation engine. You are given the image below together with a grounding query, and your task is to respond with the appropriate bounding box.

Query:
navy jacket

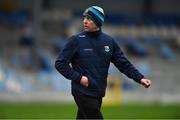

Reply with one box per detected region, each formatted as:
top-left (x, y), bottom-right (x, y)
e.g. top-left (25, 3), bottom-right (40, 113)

top-left (55, 30), bottom-right (144, 97)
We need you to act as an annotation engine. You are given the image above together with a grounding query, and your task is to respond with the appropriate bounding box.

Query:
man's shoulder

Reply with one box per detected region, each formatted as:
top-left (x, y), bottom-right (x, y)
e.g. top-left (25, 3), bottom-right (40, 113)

top-left (100, 32), bottom-right (115, 44)
top-left (101, 32), bottom-right (114, 40)
top-left (67, 31), bottom-right (86, 45)
top-left (73, 31), bottom-right (86, 38)
top-left (67, 31), bottom-right (85, 41)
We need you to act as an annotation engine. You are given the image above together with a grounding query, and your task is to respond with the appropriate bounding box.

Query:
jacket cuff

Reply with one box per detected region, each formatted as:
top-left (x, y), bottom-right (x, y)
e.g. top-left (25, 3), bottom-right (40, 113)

top-left (134, 74), bottom-right (144, 84)
top-left (75, 73), bottom-right (82, 83)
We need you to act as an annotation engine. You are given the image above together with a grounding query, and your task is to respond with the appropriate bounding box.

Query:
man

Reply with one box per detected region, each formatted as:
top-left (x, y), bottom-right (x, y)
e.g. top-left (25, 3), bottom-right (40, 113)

top-left (55, 6), bottom-right (151, 119)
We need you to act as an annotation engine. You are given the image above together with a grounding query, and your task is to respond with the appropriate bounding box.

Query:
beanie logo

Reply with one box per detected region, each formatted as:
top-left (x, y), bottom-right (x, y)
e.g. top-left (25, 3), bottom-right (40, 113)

top-left (104, 46), bottom-right (110, 52)
top-left (84, 8), bottom-right (88, 13)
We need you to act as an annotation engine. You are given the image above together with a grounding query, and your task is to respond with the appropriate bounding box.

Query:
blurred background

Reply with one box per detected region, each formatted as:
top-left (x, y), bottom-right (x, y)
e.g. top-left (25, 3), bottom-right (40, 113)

top-left (0, 0), bottom-right (180, 119)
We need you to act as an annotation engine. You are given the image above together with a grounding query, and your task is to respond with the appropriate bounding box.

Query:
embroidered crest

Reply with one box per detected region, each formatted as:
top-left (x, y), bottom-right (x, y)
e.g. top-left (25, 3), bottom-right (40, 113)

top-left (104, 46), bottom-right (110, 52)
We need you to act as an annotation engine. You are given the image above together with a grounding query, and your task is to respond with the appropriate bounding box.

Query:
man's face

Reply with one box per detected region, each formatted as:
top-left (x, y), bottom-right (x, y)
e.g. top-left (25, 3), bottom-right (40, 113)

top-left (83, 16), bottom-right (99, 32)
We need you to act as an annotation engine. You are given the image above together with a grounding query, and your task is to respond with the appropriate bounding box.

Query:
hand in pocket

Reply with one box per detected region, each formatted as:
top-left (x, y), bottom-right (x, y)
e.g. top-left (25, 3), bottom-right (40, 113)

top-left (80, 76), bottom-right (89, 87)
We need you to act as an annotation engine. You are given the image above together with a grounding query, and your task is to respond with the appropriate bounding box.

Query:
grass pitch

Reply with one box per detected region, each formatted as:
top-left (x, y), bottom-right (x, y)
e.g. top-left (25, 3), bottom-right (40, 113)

top-left (0, 102), bottom-right (180, 119)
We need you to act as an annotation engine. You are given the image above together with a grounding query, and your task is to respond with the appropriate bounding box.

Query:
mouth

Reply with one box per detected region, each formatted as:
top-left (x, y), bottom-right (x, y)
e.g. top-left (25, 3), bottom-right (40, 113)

top-left (84, 25), bottom-right (88, 28)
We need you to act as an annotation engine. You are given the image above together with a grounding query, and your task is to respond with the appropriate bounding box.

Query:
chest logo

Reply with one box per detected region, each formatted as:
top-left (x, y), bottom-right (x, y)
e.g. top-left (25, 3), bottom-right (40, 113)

top-left (104, 46), bottom-right (110, 52)
top-left (79, 35), bottom-right (86, 37)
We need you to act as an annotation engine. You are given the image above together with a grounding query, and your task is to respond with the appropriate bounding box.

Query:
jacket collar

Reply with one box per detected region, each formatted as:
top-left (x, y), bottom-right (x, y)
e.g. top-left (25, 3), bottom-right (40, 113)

top-left (84, 29), bottom-right (101, 37)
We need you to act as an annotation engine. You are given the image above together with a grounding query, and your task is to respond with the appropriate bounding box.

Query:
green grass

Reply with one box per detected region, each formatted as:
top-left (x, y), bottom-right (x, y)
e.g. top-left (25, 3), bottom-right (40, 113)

top-left (0, 102), bottom-right (180, 119)
top-left (103, 104), bottom-right (180, 119)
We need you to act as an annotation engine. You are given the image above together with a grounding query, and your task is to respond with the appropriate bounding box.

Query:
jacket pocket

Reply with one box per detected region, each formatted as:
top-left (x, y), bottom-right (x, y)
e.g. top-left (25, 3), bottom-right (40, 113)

top-left (87, 75), bottom-right (99, 90)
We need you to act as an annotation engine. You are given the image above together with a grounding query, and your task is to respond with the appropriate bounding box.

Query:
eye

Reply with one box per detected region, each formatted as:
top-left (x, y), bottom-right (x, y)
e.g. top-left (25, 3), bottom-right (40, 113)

top-left (86, 16), bottom-right (91, 20)
top-left (84, 16), bottom-right (92, 20)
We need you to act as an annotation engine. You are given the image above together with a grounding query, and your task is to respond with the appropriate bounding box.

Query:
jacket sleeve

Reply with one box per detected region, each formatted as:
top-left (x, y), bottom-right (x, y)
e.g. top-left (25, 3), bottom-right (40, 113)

top-left (111, 40), bottom-right (144, 83)
top-left (55, 36), bottom-right (82, 83)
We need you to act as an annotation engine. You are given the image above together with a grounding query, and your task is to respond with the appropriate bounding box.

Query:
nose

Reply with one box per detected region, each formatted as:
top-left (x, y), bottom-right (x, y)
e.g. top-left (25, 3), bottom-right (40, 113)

top-left (83, 18), bottom-right (88, 24)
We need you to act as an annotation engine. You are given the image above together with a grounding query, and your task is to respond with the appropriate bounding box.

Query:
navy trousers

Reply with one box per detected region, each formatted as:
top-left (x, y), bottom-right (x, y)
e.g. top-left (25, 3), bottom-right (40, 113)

top-left (73, 95), bottom-right (103, 119)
